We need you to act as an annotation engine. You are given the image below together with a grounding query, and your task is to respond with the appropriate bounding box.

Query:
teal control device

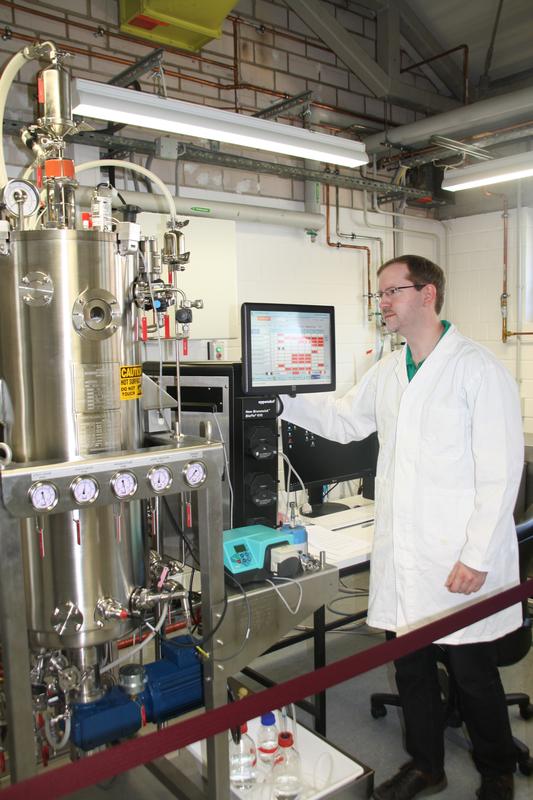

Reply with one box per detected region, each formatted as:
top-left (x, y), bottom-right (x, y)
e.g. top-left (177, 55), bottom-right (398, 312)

top-left (223, 524), bottom-right (305, 584)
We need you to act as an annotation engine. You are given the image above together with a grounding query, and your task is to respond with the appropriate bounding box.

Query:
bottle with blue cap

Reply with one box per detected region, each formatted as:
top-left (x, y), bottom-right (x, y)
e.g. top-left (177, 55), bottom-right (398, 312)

top-left (257, 711), bottom-right (279, 764)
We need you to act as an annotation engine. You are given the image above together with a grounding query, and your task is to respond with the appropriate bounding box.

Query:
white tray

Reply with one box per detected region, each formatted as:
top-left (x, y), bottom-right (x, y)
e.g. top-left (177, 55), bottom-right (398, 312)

top-left (186, 716), bottom-right (364, 799)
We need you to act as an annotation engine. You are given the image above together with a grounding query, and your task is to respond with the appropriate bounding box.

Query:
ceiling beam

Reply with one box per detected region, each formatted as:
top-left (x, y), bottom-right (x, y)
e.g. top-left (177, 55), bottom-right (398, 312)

top-left (285, 0), bottom-right (390, 97)
top-left (284, 0), bottom-right (457, 113)
top-left (376, 3), bottom-right (400, 78)
top-left (395, 0), bottom-right (465, 101)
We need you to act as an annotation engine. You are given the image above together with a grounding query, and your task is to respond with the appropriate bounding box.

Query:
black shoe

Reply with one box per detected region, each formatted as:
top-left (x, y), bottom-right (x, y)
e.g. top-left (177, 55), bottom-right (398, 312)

top-left (373, 761), bottom-right (447, 800)
top-left (476, 774), bottom-right (514, 800)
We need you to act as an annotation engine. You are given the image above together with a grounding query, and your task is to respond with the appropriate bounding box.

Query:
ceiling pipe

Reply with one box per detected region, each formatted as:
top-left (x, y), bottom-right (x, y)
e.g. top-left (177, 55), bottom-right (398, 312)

top-left (76, 186), bottom-right (325, 230)
top-left (364, 86), bottom-right (533, 156)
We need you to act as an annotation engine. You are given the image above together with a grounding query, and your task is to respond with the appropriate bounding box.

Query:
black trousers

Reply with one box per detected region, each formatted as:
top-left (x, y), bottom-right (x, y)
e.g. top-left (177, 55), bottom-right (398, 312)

top-left (389, 635), bottom-right (517, 777)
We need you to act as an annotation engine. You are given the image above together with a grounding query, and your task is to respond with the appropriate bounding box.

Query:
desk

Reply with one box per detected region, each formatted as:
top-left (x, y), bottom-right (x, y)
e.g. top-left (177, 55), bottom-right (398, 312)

top-left (305, 500), bottom-right (374, 570)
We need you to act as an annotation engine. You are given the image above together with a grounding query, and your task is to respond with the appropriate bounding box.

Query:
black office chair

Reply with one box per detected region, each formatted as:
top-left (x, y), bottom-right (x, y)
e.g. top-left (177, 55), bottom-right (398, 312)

top-left (370, 510), bottom-right (533, 776)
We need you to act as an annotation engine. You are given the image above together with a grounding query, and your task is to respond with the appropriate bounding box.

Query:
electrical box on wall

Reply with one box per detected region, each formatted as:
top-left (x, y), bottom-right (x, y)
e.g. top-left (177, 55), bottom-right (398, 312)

top-left (406, 165), bottom-right (454, 209)
top-left (119, 0), bottom-right (239, 51)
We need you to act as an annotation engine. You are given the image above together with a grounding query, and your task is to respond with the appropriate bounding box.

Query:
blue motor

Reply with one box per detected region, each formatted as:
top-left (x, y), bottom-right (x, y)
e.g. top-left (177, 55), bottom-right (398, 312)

top-left (143, 639), bottom-right (203, 723)
top-left (71, 637), bottom-right (203, 751)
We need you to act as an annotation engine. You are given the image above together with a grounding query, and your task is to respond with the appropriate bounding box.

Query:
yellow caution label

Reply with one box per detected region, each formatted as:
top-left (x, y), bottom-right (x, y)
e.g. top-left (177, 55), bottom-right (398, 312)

top-left (119, 364), bottom-right (142, 400)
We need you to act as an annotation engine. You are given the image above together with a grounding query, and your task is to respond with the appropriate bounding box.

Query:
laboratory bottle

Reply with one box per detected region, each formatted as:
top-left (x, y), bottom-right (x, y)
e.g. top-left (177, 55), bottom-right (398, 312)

top-left (257, 711), bottom-right (279, 764)
top-left (229, 723), bottom-right (257, 790)
top-left (272, 731), bottom-right (302, 800)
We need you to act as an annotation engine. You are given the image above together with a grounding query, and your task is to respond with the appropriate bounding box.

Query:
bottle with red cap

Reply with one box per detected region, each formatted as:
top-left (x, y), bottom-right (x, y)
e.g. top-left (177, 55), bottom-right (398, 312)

top-left (229, 723), bottom-right (257, 789)
top-left (272, 730), bottom-right (302, 800)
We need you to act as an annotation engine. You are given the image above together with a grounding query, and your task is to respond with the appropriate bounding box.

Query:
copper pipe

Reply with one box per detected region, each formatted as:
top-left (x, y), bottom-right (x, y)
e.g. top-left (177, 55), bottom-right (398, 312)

top-left (401, 43), bottom-right (469, 104)
top-left (325, 184), bottom-right (372, 315)
top-left (228, 13), bottom-right (332, 54)
top-left (470, 119), bottom-right (533, 140)
top-left (484, 191), bottom-right (511, 343)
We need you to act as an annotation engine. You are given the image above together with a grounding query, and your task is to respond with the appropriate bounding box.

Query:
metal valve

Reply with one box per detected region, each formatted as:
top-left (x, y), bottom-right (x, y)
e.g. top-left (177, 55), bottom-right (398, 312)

top-left (94, 597), bottom-right (129, 627)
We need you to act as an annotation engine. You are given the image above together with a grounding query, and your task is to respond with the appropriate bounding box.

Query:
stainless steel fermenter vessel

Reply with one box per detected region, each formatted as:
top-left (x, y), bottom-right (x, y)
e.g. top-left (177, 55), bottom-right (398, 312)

top-left (0, 229), bottom-right (146, 651)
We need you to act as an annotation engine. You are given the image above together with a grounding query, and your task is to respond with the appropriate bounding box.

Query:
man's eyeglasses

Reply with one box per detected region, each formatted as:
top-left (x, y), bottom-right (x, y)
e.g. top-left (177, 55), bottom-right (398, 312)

top-left (373, 284), bottom-right (427, 301)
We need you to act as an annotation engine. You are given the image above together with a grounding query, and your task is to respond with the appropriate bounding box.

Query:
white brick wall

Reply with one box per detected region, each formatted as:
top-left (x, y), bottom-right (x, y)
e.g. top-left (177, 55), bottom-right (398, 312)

top-left (446, 209), bottom-right (533, 432)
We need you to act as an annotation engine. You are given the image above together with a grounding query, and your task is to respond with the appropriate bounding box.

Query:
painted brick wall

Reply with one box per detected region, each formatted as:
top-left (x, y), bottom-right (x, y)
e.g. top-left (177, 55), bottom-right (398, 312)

top-left (446, 208), bottom-right (533, 433)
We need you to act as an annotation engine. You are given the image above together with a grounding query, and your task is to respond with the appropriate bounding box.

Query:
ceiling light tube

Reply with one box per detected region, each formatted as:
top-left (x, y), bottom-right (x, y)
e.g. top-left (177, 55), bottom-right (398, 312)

top-left (71, 78), bottom-right (368, 169)
top-left (441, 151), bottom-right (533, 191)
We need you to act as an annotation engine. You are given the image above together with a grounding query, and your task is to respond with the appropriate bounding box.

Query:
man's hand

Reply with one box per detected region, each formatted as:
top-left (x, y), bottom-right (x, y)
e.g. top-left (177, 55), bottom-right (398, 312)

top-left (445, 561), bottom-right (487, 594)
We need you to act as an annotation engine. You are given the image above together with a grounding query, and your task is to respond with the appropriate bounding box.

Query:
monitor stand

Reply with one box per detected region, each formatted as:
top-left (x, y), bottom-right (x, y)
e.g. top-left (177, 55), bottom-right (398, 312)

top-left (304, 485), bottom-right (349, 518)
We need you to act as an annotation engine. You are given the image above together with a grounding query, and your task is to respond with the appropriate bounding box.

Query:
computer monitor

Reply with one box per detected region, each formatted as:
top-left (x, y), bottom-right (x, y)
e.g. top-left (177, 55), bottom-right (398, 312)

top-left (282, 421), bottom-right (378, 517)
top-left (241, 302), bottom-right (336, 396)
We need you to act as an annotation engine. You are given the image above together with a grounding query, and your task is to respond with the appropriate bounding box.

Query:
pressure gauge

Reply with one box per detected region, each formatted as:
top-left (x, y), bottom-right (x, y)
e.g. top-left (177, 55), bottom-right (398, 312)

top-left (183, 461), bottom-right (207, 488)
top-left (147, 465), bottom-right (173, 493)
top-left (71, 475), bottom-right (99, 505)
top-left (110, 471), bottom-right (138, 499)
top-left (29, 481), bottom-right (59, 512)
top-left (2, 179), bottom-right (40, 217)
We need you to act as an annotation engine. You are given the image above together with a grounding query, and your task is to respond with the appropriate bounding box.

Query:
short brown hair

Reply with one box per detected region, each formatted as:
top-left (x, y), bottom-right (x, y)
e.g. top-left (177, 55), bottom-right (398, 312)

top-left (377, 255), bottom-right (445, 314)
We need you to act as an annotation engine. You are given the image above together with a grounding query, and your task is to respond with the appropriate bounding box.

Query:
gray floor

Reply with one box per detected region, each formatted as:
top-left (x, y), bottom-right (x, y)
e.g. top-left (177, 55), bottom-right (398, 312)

top-left (70, 570), bottom-right (533, 799)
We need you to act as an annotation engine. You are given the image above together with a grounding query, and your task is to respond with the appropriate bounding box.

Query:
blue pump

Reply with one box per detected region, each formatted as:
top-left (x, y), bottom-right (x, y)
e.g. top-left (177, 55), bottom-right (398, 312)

top-left (71, 638), bottom-right (203, 751)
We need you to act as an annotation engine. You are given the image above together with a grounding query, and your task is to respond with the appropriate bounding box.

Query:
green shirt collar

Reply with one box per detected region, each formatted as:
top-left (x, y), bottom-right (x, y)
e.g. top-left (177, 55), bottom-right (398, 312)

top-left (405, 320), bottom-right (451, 382)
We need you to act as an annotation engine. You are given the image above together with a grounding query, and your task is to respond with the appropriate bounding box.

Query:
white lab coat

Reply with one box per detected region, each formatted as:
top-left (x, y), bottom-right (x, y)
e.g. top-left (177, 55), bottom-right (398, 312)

top-left (282, 324), bottom-right (524, 644)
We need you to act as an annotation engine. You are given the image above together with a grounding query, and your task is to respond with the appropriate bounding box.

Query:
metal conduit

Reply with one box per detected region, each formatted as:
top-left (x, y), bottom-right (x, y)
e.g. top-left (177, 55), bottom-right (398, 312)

top-left (364, 85), bottom-right (533, 155)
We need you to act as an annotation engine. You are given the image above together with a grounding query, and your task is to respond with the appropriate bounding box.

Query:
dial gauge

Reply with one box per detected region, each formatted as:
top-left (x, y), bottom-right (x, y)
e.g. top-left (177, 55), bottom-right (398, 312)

top-left (183, 461), bottom-right (207, 488)
top-left (147, 465), bottom-right (173, 493)
top-left (110, 471), bottom-right (138, 499)
top-left (29, 481), bottom-right (59, 512)
top-left (2, 179), bottom-right (40, 217)
top-left (71, 475), bottom-right (99, 505)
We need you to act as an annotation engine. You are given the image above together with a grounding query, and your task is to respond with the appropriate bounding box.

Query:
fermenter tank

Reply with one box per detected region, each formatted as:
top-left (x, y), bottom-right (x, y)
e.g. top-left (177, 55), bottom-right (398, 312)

top-left (0, 228), bottom-right (146, 651)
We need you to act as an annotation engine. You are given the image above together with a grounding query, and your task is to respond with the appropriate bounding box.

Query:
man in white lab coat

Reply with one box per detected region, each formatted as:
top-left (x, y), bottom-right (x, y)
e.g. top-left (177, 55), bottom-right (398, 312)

top-left (281, 256), bottom-right (523, 800)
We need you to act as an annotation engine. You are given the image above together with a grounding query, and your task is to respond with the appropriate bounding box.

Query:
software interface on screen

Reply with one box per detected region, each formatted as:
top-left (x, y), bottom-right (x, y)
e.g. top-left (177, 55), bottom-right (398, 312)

top-left (250, 309), bottom-right (333, 389)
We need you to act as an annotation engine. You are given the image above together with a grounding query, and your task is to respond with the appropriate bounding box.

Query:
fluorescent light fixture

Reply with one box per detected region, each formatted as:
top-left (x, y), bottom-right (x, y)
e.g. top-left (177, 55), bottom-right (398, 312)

top-left (442, 151), bottom-right (533, 191)
top-left (71, 78), bottom-right (368, 169)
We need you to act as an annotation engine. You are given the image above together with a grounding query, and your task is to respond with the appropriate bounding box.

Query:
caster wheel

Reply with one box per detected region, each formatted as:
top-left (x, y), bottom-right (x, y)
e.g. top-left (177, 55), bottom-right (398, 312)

top-left (518, 757), bottom-right (533, 776)
top-left (371, 704), bottom-right (387, 719)
top-left (519, 702), bottom-right (533, 721)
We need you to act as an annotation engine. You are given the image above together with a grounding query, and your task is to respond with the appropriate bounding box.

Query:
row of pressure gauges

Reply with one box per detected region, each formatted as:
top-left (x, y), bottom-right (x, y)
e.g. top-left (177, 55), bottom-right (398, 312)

top-left (27, 461), bottom-right (208, 512)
